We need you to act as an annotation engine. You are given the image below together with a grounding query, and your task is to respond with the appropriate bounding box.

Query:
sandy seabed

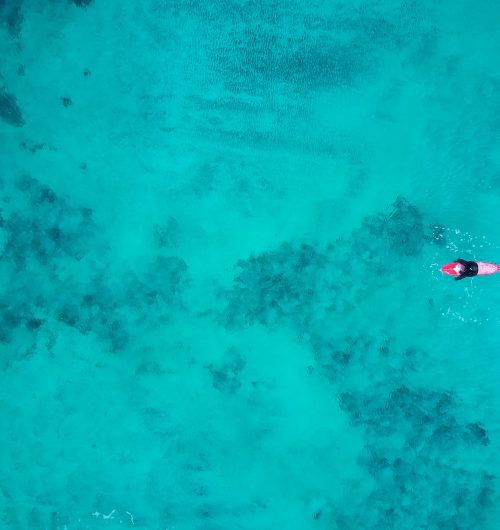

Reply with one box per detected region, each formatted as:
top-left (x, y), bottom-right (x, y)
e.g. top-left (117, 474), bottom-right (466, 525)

top-left (1, 1), bottom-right (500, 529)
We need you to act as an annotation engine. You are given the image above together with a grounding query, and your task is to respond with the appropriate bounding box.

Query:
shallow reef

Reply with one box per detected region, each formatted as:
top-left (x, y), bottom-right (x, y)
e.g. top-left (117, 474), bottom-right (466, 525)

top-left (52, 253), bottom-right (188, 352)
top-left (0, 175), bottom-right (96, 351)
top-left (0, 174), bottom-right (189, 355)
top-left (221, 195), bottom-right (492, 529)
top-left (339, 386), bottom-right (489, 448)
top-left (3, 175), bottom-right (95, 267)
top-left (335, 386), bottom-right (493, 528)
top-left (223, 241), bottom-right (330, 328)
top-left (223, 196), bottom-right (445, 331)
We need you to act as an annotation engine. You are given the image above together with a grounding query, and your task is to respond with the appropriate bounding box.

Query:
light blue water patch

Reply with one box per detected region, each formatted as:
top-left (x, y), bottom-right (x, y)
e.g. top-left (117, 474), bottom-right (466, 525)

top-left (1, 1), bottom-right (500, 529)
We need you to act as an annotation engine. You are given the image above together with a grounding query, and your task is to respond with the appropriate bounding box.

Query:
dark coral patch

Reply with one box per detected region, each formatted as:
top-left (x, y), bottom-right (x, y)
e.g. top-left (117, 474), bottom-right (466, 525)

top-left (225, 242), bottom-right (329, 327)
top-left (337, 386), bottom-right (494, 528)
top-left (154, 217), bottom-right (180, 248)
top-left (0, 91), bottom-right (24, 127)
top-left (73, 0), bottom-right (93, 7)
top-left (207, 347), bottom-right (246, 394)
top-left (188, 1), bottom-right (432, 95)
top-left (0, 0), bottom-right (23, 37)
top-left (3, 176), bottom-right (95, 268)
top-left (363, 196), bottom-right (425, 256)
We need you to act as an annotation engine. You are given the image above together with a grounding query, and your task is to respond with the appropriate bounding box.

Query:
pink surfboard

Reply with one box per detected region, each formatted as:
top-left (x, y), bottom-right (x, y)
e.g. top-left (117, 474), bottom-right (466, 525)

top-left (440, 261), bottom-right (500, 277)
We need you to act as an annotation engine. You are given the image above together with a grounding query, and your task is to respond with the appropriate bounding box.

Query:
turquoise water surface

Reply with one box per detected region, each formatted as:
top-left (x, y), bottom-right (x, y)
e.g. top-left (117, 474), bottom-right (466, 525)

top-left (1, 1), bottom-right (500, 528)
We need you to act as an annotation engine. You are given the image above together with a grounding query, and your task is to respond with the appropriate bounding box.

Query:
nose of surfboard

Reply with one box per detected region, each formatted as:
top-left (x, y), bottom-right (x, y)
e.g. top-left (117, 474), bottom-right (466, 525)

top-left (440, 262), bottom-right (463, 276)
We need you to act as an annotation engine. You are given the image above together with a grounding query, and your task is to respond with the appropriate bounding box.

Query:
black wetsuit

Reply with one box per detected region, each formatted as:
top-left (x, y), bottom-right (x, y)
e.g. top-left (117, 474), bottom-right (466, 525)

top-left (455, 259), bottom-right (478, 281)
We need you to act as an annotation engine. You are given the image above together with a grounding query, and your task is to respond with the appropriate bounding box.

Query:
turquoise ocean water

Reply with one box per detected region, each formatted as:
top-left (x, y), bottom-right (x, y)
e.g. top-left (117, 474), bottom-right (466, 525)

top-left (1, 1), bottom-right (500, 528)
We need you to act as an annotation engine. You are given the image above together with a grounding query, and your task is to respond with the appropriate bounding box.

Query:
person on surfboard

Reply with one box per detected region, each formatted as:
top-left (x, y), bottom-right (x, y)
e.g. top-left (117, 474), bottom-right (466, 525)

top-left (441, 259), bottom-right (500, 278)
top-left (455, 259), bottom-right (478, 281)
